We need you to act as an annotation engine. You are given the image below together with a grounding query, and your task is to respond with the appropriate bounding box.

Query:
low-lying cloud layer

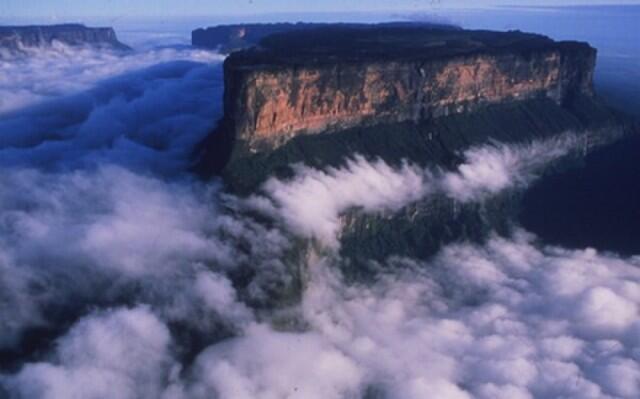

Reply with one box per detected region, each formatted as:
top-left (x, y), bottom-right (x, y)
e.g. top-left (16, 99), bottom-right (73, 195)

top-left (0, 43), bottom-right (638, 399)
top-left (4, 224), bottom-right (639, 398)
top-left (253, 134), bottom-right (577, 246)
top-left (0, 43), bottom-right (222, 114)
top-left (0, 44), bottom-right (223, 175)
top-left (195, 235), bottom-right (639, 399)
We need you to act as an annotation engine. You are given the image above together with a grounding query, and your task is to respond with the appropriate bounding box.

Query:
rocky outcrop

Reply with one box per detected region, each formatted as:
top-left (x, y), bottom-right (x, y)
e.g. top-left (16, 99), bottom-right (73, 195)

top-left (194, 26), bottom-right (600, 184)
top-left (0, 24), bottom-right (130, 52)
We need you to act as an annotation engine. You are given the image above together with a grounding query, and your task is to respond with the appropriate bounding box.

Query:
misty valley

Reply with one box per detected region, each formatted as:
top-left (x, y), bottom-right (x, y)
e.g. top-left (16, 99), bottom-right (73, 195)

top-left (0, 4), bottom-right (639, 399)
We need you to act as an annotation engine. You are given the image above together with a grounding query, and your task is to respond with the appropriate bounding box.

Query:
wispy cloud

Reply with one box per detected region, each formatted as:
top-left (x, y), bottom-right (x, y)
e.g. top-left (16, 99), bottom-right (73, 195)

top-left (252, 134), bottom-right (577, 246)
top-left (1, 39), bottom-right (637, 399)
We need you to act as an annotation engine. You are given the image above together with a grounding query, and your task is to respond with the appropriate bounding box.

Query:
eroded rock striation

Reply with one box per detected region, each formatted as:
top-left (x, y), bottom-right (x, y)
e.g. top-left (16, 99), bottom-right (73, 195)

top-left (195, 26), bottom-right (609, 186)
top-left (194, 23), bottom-right (636, 293)
top-left (0, 24), bottom-right (130, 52)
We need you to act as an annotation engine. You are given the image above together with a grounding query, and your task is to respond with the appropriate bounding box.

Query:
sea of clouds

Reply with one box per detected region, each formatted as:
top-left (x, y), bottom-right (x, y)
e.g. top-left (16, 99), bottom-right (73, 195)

top-left (0, 44), bottom-right (223, 175)
top-left (0, 42), bottom-right (638, 399)
top-left (250, 134), bottom-right (577, 247)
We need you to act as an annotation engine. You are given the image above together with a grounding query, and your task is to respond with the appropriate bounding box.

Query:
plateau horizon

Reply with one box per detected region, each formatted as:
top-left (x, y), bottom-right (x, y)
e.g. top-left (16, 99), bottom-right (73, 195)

top-left (2, 1), bottom-right (639, 19)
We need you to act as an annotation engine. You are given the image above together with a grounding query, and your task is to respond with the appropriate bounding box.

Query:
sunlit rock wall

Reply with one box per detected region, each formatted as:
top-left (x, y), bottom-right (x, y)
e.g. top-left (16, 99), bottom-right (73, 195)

top-left (224, 44), bottom-right (595, 156)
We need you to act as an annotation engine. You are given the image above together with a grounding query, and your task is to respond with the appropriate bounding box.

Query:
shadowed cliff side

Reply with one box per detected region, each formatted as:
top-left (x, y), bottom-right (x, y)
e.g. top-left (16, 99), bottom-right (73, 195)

top-left (191, 22), bottom-right (461, 54)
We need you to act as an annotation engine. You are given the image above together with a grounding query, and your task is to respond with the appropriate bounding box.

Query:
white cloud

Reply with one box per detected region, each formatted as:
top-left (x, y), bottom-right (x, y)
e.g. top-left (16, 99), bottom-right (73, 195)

top-left (3, 146), bottom-right (639, 399)
top-left (103, 234), bottom-right (636, 399)
top-left (291, 234), bottom-right (640, 398)
top-left (0, 166), bottom-right (282, 351)
top-left (0, 43), bottom-right (222, 114)
top-left (1, 34), bottom-right (638, 399)
top-left (0, 44), bottom-right (224, 176)
top-left (254, 134), bottom-right (577, 246)
top-left (254, 156), bottom-right (429, 246)
top-left (439, 135), bottom-right (576, 201)
top-left (5, 307), bottom-right (175, 399)
top-left (187, 324), bottom-right (364, 399)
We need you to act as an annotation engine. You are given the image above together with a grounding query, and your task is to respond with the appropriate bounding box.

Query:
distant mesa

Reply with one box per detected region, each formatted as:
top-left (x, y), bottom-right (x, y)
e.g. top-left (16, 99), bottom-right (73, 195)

top-left (191, 22), bottom-right (461, 54)
top-left (0, 23), bottom-right (131, 53)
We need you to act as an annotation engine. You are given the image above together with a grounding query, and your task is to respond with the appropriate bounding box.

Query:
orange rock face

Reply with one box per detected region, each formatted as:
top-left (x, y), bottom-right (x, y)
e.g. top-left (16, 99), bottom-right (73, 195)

top-left (224, 49), bottom-right (595, 155)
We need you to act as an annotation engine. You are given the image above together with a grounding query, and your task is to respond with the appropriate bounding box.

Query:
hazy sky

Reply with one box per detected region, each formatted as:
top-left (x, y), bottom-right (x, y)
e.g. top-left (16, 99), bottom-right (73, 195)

top-left (2, 0), bottom-right (639, 18)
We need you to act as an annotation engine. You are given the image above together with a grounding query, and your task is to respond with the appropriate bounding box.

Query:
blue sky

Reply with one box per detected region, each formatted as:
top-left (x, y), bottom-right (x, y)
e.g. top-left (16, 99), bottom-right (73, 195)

top-left (2, 0), bottom-right (639, 18)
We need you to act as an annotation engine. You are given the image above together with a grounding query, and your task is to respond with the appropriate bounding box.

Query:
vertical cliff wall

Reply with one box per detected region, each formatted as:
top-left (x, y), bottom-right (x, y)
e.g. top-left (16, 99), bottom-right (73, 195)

top-left (226, 50), bottom-right (594, 155)
top-left (226, 53), bottom-right (594, 157)
top-left (193, 26), bottom-right (610, 194)
top-left (215, 28), bottom-right (596, 160)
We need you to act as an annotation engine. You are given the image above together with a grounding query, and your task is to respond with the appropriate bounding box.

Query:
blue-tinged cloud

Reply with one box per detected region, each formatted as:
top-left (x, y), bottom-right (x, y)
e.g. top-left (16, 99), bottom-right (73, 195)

top-left (1, 37), bottom-right (639, 399)
top-left (0, 45), bottom-right (223, 176)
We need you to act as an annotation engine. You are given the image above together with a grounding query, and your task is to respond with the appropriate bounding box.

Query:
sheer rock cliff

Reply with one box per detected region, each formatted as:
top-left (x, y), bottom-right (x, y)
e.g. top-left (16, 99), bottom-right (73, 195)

top-left (194, 26), bottom-right (608, 189)
top-left (193, 24), bottom-right (636, 297)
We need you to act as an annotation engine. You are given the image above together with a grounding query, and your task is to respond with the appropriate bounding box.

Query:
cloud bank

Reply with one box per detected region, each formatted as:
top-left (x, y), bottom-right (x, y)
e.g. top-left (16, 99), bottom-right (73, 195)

top-left (254, 134), bottom-right (577, 246)
top-left (0, 40), bottom-right (637, 399)
top-left (0, 43), bottom-right (222, 114)
top-left (296, 234), bottom-right (640, 399)
top-left (0, 44), bottom-right (224, 175)
top-left (4, 232), bottom-right (639, 399)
